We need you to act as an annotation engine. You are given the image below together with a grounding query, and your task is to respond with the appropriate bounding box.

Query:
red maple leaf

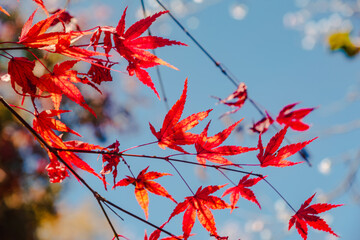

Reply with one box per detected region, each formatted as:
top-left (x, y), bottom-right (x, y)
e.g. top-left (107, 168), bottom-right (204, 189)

top-left (276, 102), bottom-right (315, 131)
top-left (19, 9), bottom-right (75, 48)
top-left (149, 79), bottom-right (211, 153)
top-left (195, 120), bottom-right (257, 165)
top-left (33, 110), bottom-right (101, 181)
top-left (257, 127), bottom-right (317, 167)
top-left (289, 193), bottom-right (343, 240)
top-left (114, 166), bottom-right (176, 219)
top-left (18, 9), bottom-right (101, 62)
top-left (7, 57), bottom-right (40, 101)
top-left (167, 185), bottom-right (231, 240)
top-left (101, 140), bottom-right (122, 189)
top-left (37, 60), bottom-right (96, 116)
top-left (222, 173), bottom-right (265, 212)
top-left (87, 61), bottom-right (114, 85)
top-left (250, 111), bottom-right (274, 134)
top-left (213, 82), bottom-right (247, 118)
top-left (33, 109), bottom-right (81, 146)
top-left (112, 7), bottom-right (187, 98)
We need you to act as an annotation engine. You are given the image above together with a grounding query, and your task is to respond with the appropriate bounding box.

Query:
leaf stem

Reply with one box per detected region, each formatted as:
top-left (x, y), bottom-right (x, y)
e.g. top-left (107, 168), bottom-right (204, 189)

top-left (120, 141), bottom-right (158, 153)
top-left (96, 198), bottom-right (121, 240)
top-left (263, 178), bottom-right (296, 213)
top-left (167, 158), bottom-right (195, 195)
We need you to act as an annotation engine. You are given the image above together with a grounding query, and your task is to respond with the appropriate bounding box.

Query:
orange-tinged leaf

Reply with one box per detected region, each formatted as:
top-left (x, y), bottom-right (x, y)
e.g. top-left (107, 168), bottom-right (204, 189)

top-left (37, 60), bottom-right (96, 116)
top-left (222, 173), bottom-right (265, 211)
top-left (167, 185), bottom-right (230, 239)
top-left (150, 79), bottom-right (211, 153)
top-left (289, 193), bottom-right (343, 240)
top-left (33, 110), bottom-right (101, 181)
top-left (257, 127), bottom-right (317, 167)
top-left (195, 120), bottom-right (257, 165)
top-left (0, 5), bottom-right (10, 16)
top-left (33, 110), bottom-right (81, 146)
top-left (114, 167), bottom-right (176, 219)
top-left (276, 102), bottom-right (315, 131)
top-left (19, 9), bottom-right (65, 47)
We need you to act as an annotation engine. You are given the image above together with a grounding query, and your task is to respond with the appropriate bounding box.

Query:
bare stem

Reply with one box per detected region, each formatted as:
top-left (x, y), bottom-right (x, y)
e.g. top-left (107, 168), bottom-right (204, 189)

top-left (167, 159), bottom-right (195, 195)
top-left (96, 198), bottom-right (121, 240)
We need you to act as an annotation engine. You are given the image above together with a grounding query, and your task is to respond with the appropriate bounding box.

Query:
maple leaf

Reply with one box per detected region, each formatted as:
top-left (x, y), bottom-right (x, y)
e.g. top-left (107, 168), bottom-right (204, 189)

top-left (250, 111), bottom-right (274, 134)
top-left (257, 127), bottom-right (317, 167)
top-left (289, 193), bottom-right (343, 240)
top-left (19, 9), bottom-right (72, 48)
top-left (37, 60), bottom-right (96, 116)
top-left (33, 110), bottom-right (101, 181)
top-left (33, 109), bottom-right (81, 146)
top-left (0, 5), bottom-right (10, 16)
top-left (222, 173), bottom-right (265, 212)
top-left (7, 57), bottom-right (40, 101)
top-left (53, 34), bottom-right (106, 62)
top-left (87, 61), bottom-right (114, 85)
top-left (167, 185), bottom-right (231, 239)
top-left (18, 9), bottom-right (98, 61)
top-left (213, 82), bottom-right (247, 118)
top-left (112, 7), bottom-right (187, 98)
top-left (195, 120), bottom-right (257, 165)
top-left (114, 166), bottom-right (176, 219)
top-left (276, 103), bottom-right (315, 131)
top-left (149, 79), bottom-right (211, 153)
top-left (101, 140), bottom-right (122, 190)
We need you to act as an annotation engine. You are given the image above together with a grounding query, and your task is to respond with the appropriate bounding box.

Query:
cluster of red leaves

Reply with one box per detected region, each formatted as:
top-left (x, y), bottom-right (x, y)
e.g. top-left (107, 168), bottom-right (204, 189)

top-left (90, 7), bottom-right (186, 98)
top-left (216, 83), bottom-right (315, 133)
top-left (0, 3), bottom-right (343, 240)
top-left (32, 110), bottom-right (103, 182)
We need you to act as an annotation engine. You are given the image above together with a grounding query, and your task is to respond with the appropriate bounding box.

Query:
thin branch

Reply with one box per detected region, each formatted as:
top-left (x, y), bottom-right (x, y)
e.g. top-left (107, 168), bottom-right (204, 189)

top-left (263, 178), bottom-right (296, 213)
top-left (140, 0), bottom-right (170, 110)
top-left (52, 147), bottom-right (264, 178)
top-left (101, 198), bottom-right (181, 240)
top-left (103, 201), bottom-right (124, 221)
top-left (96, 198), bottom-right (121, 240)
top-left (217, 168), bottom-right (236, 186)
top-left (167, 158), bottom-right (195, 195)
